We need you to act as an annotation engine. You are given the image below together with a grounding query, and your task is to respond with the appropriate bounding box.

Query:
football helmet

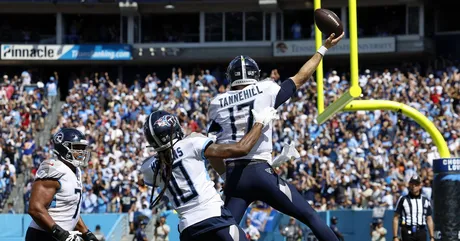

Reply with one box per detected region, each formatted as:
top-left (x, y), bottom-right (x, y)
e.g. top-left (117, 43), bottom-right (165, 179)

top-left (52, 128), bottom-right (90, 168)
top-left (226, 55), bottom-right (261, 87)
top-left (144, 110), bottom-right (184, 152)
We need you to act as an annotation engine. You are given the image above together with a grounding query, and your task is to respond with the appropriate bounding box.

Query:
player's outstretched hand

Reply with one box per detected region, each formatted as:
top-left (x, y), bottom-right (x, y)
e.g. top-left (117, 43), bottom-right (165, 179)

top-left (323, 32), bottom-right (344, 49)
top-left (252, 107), bottom-right (279, 126)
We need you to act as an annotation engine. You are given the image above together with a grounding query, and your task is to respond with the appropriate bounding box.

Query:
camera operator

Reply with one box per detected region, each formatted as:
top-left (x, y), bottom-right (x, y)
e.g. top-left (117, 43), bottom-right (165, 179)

top-left (280, 217), bottom-right (303, 241)
top-left (330, 216), bottom-right (345, 241)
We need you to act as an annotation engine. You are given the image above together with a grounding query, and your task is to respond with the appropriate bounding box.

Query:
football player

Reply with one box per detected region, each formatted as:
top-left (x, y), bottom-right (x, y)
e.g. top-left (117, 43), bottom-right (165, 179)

top-left (207, 32), bottom-right (344, 241)
top-left (26, 128), bottom-right (98, 241)
top-left (141, 107), bottom-right (277, 241)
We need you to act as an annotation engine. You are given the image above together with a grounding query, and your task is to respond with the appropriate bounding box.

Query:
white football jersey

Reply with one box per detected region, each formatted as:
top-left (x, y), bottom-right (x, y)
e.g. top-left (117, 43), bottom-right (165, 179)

top-left (29, 159), bottom-right (83, 232)
top-left (141, 133), bottom-right (224, 232)
top-left (208, 80), bottom-right (281, 162)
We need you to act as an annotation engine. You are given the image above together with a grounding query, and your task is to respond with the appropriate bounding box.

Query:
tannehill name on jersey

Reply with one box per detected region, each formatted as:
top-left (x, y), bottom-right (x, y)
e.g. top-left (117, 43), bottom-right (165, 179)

top-left (218, 86), bottom-right (263, 108)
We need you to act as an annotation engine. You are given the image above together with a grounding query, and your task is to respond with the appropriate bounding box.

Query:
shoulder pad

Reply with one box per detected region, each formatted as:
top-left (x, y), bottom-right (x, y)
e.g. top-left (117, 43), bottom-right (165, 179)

top-left (258, 79), bottom-right (278, 88)
top-left (209, 93), bottom-right (226, 105)
top-left (35, 159), bottom-right (65, 180)
top-left (186, 132), bottom-right (207, 139)
top-left (141, 156), bottom-right (161, 186)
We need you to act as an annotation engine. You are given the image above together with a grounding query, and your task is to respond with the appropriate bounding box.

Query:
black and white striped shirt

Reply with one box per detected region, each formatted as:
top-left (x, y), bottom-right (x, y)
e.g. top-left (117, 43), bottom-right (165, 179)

top-left (395, 194), bottom-right (432, 226)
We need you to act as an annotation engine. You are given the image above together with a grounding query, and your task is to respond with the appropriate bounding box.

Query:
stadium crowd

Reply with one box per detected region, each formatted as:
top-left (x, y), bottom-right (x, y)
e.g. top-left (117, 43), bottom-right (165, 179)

top-left (4, 60), bottom-right (459, 232)
top-left (0, 71), bottom-right (51, 211)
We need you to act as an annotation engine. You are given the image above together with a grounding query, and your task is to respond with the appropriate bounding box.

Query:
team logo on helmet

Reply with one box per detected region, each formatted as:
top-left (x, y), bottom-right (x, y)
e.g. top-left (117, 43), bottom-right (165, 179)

top-left (54, 132), bottom-right (64, 143)
top-left (154, 115), bottom-right (176, 128)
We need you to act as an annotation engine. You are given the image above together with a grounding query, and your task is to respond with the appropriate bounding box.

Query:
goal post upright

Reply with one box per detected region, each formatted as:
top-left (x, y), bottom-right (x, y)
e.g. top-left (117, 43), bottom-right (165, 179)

top-left (313, 0), bottom-right (450, 159)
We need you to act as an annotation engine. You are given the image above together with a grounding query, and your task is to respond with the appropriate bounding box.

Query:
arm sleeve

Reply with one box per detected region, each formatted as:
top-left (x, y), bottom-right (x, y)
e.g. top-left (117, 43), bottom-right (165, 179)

top-left (140, 156), bottom-right (160, 187)
top-left (207, 120), bottom-right (222, 135)
top-left (274, 78), bottom-right (297, 109)
top-left (206, 102), bottom-right (219, 135)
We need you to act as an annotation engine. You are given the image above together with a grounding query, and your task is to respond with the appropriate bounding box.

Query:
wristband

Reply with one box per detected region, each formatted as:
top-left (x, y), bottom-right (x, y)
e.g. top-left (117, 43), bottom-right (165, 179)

top-left (317, 46), bottom-right (328, 56)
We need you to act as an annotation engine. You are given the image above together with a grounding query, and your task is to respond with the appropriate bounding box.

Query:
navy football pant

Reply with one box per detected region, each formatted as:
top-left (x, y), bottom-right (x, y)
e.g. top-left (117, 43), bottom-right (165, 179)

top-left (180, 206), bottom-right (249, 241)
top-left (181, 225), bottom-right (248, 241)
top-left (224, 161), bottom-right (339, 241)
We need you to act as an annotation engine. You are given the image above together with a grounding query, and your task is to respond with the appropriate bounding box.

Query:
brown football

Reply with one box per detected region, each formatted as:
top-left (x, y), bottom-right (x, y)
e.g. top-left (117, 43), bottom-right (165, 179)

top-left (314, 9), bottom-right (343, 38)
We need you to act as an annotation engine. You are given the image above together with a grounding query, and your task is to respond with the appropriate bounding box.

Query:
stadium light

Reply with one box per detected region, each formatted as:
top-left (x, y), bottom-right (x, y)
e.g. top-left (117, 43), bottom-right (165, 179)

top-left (165, 0), bottom-right (175, 9)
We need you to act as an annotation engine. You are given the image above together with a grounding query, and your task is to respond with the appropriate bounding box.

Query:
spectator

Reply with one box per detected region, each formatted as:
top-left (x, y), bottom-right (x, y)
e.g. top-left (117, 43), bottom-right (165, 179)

top-left (7, 202), bottom-right (15, 214)
top-left (243, 217), bottom-right (261, 241)
top-left (21, 134), bottom-right (35, 172)
top-left (371, 219), bottom-right (387, 241)
top-left (154, 216), bottom-right (170, 241)
top-left (46, 75), bottom-right (58, 107)
top-left (291, 21), bottom-right (302, 40)
top-left (93, 225), bottom-right (106, 241)
top-left (134, 220), bottom-right (148, 241)
top-left (330, 216), bottom-right (345, 241)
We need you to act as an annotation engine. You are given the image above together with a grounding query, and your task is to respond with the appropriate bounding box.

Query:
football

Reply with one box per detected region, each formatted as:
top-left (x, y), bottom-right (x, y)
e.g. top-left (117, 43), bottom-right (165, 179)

top-left (314, 9), bottom-right (343, 38)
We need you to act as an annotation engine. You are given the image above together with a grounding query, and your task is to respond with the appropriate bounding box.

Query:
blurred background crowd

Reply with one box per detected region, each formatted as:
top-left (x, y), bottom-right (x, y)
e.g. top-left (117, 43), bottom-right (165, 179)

top-left (1, 60), bottom-right (459, 233)
top-left (0, 71), bottom-right (50, 211)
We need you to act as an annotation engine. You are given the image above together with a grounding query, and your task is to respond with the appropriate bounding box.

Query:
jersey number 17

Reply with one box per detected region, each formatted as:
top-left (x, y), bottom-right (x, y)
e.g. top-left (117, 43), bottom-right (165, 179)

top-left (227, 100), bottom-right (255, 140)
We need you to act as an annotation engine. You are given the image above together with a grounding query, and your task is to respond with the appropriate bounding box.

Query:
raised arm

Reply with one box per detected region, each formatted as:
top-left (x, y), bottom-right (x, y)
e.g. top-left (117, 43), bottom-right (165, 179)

top-left (204, 107), bottom-right (277, 159)
top-left (272, 32), bottom-right (344, 109)
top-left (290, 32), bottom-right (344, 89)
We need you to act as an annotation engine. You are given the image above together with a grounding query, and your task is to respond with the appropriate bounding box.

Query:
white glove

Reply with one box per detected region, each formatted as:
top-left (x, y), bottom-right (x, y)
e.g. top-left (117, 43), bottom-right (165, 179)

top-left (66, 231), bottom-right (84, 241)
top-left (252, 107), bottom-right (279, 126)
top-left (271, 142), bottom-right (300, 167)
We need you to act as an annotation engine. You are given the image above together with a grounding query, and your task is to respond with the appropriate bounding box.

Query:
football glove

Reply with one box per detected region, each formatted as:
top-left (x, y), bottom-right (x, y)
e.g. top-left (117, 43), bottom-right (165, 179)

top-left (271, 142), bottom-right (300, 167)
top-left (51, 225), bottom-right (83, 241)
top-left (252, 107), bottom-right (279, 126)
top-left (82, 230), bottom-right (99, 241)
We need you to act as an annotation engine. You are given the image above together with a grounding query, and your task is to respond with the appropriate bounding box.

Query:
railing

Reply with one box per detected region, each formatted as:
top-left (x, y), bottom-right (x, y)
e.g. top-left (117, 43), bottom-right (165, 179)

top-left (107, 214), bottom-right (129, 241)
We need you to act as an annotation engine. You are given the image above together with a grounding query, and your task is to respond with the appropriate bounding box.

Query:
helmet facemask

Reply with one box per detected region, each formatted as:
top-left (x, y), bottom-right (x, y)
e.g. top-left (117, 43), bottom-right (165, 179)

top-left (61, 140), bottom-right (90, 168)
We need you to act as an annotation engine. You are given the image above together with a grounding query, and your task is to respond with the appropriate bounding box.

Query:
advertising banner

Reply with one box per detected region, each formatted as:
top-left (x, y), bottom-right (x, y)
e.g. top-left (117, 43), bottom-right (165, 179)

top-left (246, 206), bottom-right (279, 232)
top-left (1, 44), bottom-right (132, 60)
top-left (273, 37), bottom-right (396, 57)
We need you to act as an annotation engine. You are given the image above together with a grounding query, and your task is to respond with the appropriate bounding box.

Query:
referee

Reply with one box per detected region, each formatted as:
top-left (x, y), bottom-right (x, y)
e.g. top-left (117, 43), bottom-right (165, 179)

top-left (393, 175), bottom-right (435, 241)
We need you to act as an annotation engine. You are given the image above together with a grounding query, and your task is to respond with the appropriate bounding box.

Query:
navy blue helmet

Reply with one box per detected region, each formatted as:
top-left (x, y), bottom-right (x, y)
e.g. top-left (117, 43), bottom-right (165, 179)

top-left (52, 128), bottom-right (90, 167)
top-left (226, 55), bottom-right (261, 87)
top-left (144, 111), bottom-right (184, 152)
